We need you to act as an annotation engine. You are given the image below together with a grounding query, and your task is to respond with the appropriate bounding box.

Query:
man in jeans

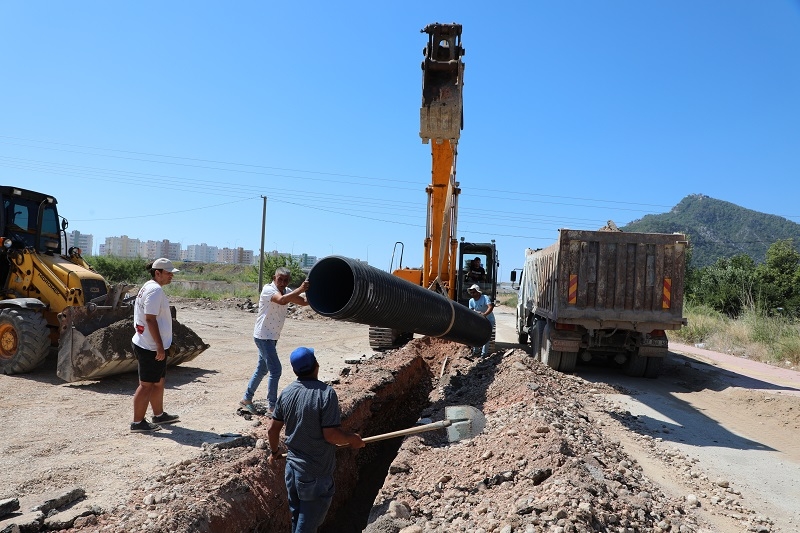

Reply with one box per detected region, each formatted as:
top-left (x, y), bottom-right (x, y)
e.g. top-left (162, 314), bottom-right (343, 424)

top-left (268, 347), bottom-right (364, 532)
top-left (240, 267), bottom-right (309, 416)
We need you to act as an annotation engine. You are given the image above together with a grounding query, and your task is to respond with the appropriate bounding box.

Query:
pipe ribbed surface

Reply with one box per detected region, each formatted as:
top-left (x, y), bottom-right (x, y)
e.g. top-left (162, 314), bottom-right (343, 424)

top-left (306, 256), bottom-right (491, 347)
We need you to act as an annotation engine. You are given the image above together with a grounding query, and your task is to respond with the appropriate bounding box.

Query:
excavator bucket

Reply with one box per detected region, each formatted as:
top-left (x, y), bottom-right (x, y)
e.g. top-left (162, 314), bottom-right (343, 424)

top-left (419, 22), bottom-right (464, 144)
top-left (56, 299), bottom-right (209, 382)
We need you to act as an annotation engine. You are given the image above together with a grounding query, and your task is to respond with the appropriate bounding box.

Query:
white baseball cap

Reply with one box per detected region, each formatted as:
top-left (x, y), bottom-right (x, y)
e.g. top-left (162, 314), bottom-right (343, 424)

top-left (468, 284), bottom-right (481, 292)
top-left (152, 258), bottom-right (180, 273)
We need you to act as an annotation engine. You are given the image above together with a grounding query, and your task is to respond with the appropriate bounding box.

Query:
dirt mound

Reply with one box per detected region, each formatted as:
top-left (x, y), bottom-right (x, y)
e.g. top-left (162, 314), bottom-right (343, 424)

top-left (365, 348), bottom-right (705, 532)
top-left (84, 317), bottom-right (208, 358)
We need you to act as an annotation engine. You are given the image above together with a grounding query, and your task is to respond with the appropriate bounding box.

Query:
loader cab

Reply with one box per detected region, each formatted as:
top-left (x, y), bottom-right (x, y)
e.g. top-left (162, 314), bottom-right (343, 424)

top-left (1, 186), bottom-right (61, 255)
top-left (456, 240), bottom-right (498, 307)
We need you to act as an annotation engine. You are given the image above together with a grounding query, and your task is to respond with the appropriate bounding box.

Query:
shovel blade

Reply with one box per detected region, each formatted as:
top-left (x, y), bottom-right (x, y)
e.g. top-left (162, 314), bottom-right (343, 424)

top-left (445, 405), bottom-right (486, 443)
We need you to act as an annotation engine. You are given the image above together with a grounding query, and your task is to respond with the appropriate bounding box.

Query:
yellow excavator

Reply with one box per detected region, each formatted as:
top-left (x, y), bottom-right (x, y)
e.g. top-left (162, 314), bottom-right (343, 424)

top-left (369, 23), bottom-right (499, 349)
top-left (0, 185), bottom-right (208, 381)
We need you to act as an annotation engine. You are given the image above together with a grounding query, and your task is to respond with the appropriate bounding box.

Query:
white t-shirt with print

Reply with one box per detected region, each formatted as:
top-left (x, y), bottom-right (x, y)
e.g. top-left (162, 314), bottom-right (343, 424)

top-left (253, 282), bottom-right (290, 340)
top-left (132, 279), bottom-right (173, 350)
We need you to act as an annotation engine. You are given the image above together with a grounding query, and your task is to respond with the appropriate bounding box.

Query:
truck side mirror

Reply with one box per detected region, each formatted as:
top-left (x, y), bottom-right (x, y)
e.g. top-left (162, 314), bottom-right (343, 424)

top-left (510, 271), bottom-right (517, 283)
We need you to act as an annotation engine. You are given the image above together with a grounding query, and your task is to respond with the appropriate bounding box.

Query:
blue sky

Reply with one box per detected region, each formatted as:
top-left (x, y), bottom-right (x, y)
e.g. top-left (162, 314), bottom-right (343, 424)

top-left (2, 2), bottom-right (799, 278)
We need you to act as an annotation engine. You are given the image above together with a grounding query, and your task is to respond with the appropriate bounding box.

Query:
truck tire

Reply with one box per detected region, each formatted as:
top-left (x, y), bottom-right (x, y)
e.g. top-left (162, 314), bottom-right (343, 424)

top-left (530, 320), bottom-right (544, 361)
top-left (624, 349), bottom-right (647, 378)
top-left (0, 308), bottom-right (51, 375)
top-left (560, 351), bottom-right (578, 373)
top-left (541, 324), bottom-right (562, 371)
top-left (644, 356), bottom-right (663, 379)
top-left (517, 331), bottom-right (528, 345)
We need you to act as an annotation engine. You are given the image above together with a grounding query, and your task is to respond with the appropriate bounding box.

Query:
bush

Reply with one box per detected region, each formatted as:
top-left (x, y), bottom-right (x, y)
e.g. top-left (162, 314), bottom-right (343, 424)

top-left (496, 293), bottom-right (518, 308)
top-left (671, 302), bottom-right (726, 344)
top-left (86, 256), bottom-right (150, 284)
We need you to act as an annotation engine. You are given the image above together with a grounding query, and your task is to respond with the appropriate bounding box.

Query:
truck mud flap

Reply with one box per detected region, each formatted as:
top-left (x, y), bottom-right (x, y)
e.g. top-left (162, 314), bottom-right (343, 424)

top-left (57, 306), bottom-right (209, 382)
top-left (638, 346), bottom-right (668, 357)
top-left (551, 339), bottom-right (581, 353)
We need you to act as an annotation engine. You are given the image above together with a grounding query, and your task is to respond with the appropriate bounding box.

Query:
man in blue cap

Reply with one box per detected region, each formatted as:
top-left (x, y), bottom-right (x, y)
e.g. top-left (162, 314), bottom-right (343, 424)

top-left (268, 347), bottom-right (365, 532)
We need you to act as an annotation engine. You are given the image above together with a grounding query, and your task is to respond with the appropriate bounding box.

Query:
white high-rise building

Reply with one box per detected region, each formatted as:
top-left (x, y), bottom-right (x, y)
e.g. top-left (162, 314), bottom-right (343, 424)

top-left (103, 235), bottom-right (143, 258)
top-left (62, 230), bottom-right (94, 255)
top-left (185, 243), bottom-right (219, 263)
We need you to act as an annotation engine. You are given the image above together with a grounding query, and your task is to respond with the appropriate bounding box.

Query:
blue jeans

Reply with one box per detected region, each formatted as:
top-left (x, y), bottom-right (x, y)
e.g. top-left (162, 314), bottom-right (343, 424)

top-left (473, 321), bottom-right (496, 357)
top-left (244, 338), bottom-right (282, 409)
top-left (285, 462), bottom-right (335, 533)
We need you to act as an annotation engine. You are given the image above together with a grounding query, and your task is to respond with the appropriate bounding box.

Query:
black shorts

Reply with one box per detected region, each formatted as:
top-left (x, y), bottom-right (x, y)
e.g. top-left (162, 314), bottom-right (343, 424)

top-left (132, 343), bottom-right (167, 383)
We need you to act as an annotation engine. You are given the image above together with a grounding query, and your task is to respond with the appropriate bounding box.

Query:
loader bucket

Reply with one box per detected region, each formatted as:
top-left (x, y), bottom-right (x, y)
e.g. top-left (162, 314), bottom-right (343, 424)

top-left (57, 305), bottom-right (209, 382)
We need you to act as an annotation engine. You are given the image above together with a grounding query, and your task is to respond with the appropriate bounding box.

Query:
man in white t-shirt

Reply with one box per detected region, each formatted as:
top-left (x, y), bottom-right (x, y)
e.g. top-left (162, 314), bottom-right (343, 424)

top-left (240, 267), bottom-right (310, 416)
top-left (130, 258), bottom-right (181, 432)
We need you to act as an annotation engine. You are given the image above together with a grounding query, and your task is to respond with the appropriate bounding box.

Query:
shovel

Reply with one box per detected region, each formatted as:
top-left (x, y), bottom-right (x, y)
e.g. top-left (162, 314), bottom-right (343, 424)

top-left (279, 405), bottom-right (485, 457)
top-left (359, 405), bottom-right (486, 445)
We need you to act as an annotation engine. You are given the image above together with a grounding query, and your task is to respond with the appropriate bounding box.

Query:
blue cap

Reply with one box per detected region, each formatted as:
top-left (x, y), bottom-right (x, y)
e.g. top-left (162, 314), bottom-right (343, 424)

top-left (290, 347), bottom-right (317, 375)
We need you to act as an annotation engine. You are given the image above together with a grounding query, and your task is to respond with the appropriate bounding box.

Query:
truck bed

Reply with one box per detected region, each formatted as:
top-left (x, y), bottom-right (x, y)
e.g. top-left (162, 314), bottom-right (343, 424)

top-left (522, 229), bottom-right (687, 331)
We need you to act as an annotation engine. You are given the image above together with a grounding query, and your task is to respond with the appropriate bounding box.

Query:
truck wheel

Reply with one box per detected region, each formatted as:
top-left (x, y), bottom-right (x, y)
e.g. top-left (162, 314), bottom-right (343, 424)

top-left (530, 321), bottom-right (544, 361)
top-left (517, 331), bottom-right (528, 345)
top-left (541, 324), bottom-right (562, 371)
top-left (560, 351), bottom-right (578, 373)
top-left (644, 356), bottom-right (663, 379)
top-left (0, 308), bottom-right (51, 375)
top-left (624, 350), bottom-right (647, 378)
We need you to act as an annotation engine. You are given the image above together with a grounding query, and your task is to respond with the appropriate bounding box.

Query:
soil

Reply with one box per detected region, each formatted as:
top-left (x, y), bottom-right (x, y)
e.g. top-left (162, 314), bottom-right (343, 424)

top-left (1, 298), bottom-right (799, 532)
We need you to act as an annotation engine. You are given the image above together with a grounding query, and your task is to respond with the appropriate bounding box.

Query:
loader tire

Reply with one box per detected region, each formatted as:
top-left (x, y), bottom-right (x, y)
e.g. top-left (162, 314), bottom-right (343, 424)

top-left (0, 308), bottom-right (51, 375)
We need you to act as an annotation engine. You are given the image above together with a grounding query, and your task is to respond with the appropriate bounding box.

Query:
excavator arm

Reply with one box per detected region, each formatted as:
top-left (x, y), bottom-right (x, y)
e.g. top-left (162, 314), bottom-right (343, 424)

top-left (374, 23), bottom-right (466, 349)
top-left (393, 22), bottom-right (465, 299)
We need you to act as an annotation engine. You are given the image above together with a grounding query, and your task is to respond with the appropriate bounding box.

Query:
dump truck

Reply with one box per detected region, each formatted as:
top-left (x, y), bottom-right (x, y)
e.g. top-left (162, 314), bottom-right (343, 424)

top-left (368, 22), bottom-right (499, 350)
top-left (0, 185), bottom-right (208, 381)
top-left (511, 227), bottom-right (687, 378)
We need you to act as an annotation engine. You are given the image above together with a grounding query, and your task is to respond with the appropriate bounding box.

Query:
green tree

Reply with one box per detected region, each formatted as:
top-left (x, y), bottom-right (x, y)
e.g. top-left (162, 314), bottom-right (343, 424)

top-left (689, 254), bottom-right (756, 317)
top-left (251, 254), bottom-right (306, 288)
top-left (754, 239), bottom-right (800, 316)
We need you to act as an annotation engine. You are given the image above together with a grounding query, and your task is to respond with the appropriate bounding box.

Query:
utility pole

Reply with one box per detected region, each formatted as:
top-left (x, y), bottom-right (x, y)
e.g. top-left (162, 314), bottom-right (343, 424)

top-left (258, 196), bottom-right (267, 291)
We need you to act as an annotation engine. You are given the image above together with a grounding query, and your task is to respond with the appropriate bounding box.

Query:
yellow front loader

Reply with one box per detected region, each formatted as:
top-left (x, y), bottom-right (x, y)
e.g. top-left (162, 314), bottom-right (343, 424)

top-left (0, 186), bottom-right (208, 381)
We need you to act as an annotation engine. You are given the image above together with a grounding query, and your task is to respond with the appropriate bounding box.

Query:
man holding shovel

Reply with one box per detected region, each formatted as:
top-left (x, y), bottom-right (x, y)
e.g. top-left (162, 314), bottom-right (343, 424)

top-left (268, 347), bottom-right (364, 532)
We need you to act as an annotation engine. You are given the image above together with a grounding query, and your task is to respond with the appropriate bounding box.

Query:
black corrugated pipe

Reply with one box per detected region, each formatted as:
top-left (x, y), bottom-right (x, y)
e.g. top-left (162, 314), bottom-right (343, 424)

top-left (305, 256), bottom-right (491, 347)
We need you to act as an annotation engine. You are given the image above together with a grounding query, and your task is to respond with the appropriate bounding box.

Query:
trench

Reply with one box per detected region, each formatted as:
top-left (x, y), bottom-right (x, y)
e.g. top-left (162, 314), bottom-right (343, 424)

top-left (162, 256), bottom-right (494, 532)
top-left (188, 340), bottom-right (459, 533)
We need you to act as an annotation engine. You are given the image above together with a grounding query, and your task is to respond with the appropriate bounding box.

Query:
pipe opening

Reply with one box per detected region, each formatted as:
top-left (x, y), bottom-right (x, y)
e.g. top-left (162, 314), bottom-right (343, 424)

top-left (306, 256), bottom-right (356, 316)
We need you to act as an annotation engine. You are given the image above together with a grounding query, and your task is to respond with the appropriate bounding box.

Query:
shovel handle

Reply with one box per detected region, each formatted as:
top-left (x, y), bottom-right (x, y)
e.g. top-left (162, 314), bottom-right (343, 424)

top-left (277, 419), bottom-right (453, 457)
top-left (362, 419), bottom-right (452, 444)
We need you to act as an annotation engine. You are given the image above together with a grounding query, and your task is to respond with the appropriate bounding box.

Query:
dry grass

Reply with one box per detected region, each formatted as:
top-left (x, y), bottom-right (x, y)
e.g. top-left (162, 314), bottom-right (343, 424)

top-left (671, 302), bottom-right (800, 369)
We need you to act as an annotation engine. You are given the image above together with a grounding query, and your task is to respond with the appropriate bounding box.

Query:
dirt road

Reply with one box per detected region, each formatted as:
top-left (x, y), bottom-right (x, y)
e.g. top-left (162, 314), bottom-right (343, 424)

top-left (1, 299), bottom-right (799, 531)
top-left (575, 342), bottom-right (800, 532)
top-left (0, 299), bottom-right (372, 519)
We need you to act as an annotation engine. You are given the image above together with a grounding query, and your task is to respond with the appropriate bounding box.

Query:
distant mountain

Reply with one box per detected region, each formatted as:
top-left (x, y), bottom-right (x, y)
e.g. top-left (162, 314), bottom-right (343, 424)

top-left (621, 194), bottom-right (800, 268)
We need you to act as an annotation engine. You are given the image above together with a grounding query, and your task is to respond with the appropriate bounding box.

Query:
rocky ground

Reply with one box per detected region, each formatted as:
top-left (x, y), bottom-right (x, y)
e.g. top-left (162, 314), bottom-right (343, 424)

top-left (1, 298), bottom-right (796, 532)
